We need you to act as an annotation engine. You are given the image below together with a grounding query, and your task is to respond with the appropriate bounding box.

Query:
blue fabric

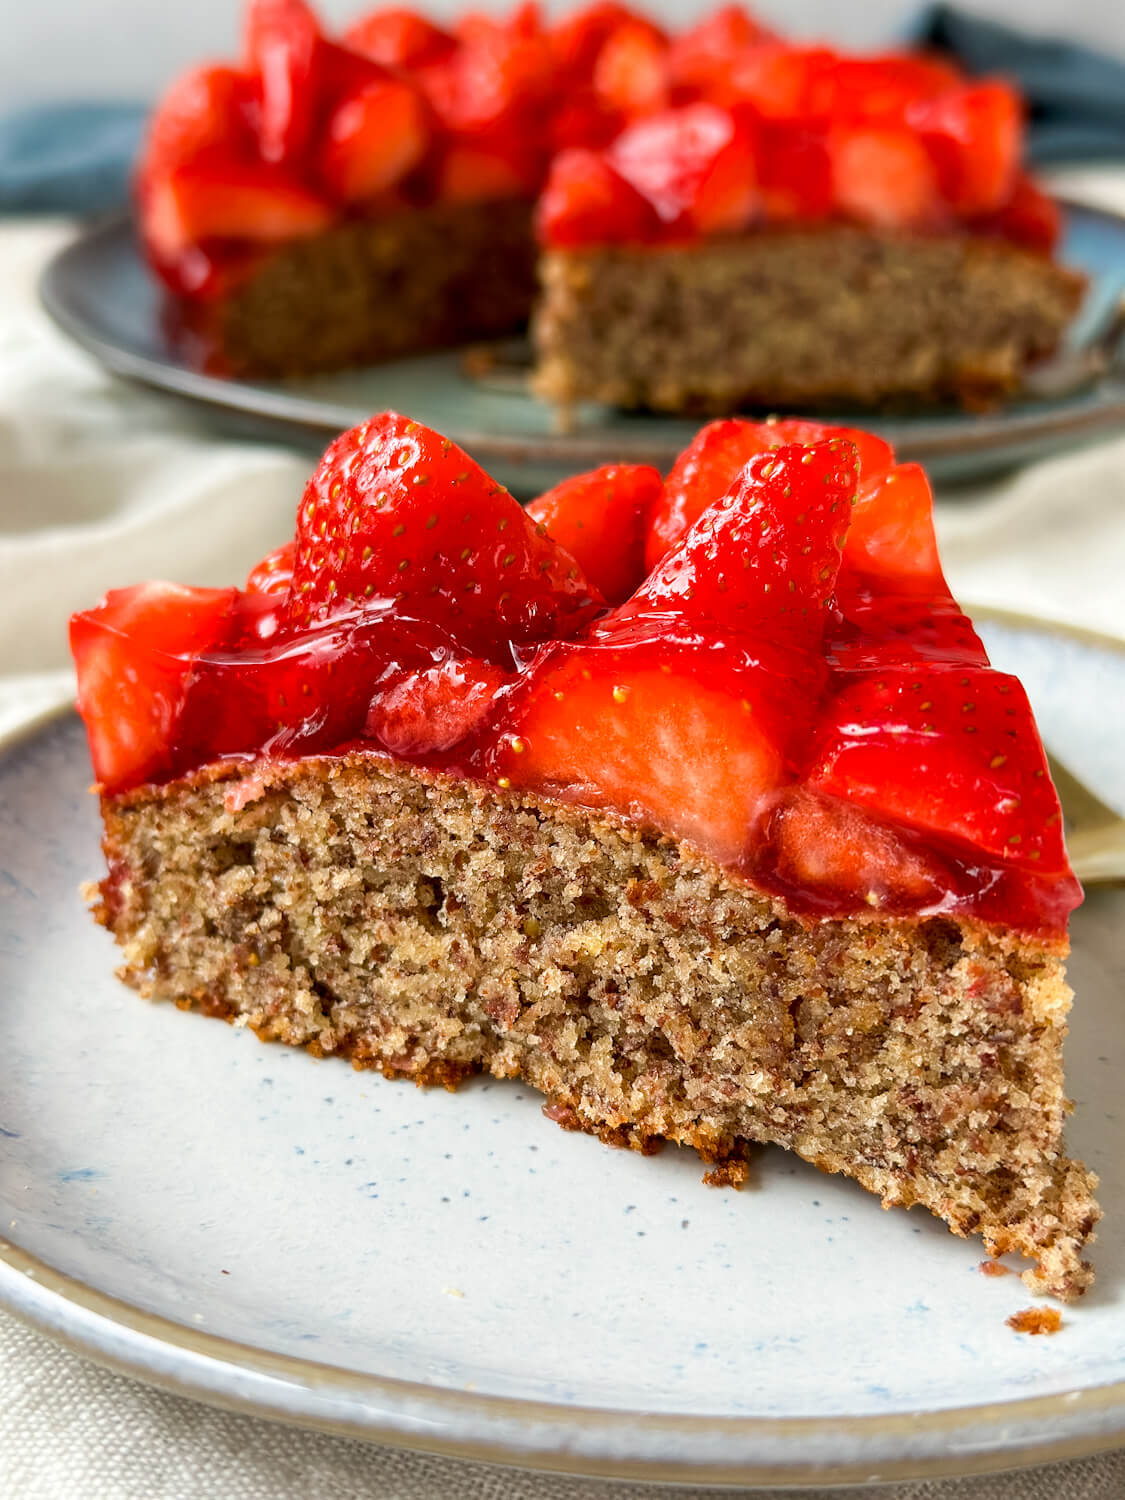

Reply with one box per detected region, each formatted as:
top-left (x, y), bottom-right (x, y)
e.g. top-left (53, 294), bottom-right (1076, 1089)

top-left (0, 103), bottom-right (145, 215)
top-left (913, 5), bottom-right (1125, 163)
top-left (0, 9), bottom-right (1122, 215)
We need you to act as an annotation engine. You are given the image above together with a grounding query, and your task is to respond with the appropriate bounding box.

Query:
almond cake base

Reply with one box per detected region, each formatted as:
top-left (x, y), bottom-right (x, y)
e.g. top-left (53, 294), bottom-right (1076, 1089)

top-left (533, 228), bottom-right (1085, 414)
top-left (93, 752), bottom-right (1099, 1299)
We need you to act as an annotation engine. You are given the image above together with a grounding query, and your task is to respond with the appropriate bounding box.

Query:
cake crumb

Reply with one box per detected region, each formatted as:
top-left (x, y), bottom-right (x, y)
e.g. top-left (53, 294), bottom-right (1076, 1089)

top-left (442, 1286), bottom-right (465, 1299)
top-left (702, 1160), bottom-right (750, 1190)
top-left (980, 1259), bottom-right (1011, 1278)
top-left (1007, 1307), bottom-right (1062, 1335)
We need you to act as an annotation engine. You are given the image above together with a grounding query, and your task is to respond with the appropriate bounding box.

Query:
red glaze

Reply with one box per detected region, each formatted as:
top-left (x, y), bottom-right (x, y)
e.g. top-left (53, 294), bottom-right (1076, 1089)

top-left (70, 412), bottom-right (1081, 941)
top-left (138, 0), bottom-right (1064, 297)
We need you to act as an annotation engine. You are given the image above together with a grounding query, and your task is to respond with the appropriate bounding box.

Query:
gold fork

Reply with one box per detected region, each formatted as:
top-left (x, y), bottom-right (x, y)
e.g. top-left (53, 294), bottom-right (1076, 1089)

top-left (1048, 752), bottom-right (1125, 885)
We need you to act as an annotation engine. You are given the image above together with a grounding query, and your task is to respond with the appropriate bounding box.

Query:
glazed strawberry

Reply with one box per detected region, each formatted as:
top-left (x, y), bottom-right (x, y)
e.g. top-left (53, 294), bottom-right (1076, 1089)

top-left (592, 20), bottom-right (668, 117)
top-left (723, 45), bottom-right (836, 121)
top-left (71, 583), bottom-right (238, 792)
top-left (645, 418), bottom-right (891, 572)
top-left (487, 638), bottom-right (806, 866)
top-left (908, 82), bottom-right (1022, 215)
top-left (839, 462), bottom-right (946, 599)
top-left (828, 597), bottom-right (987, 672)
top-left (364, 655), bottom-right (507, 756)
top-left (766, 785), bottom-right (948, 910)
top-left (757, 127), bottom-right (833, 220)
top-left (144, 156), bottom-right (332, 254)
top-left (436, 138), bottom-right (539, 201)
top-left (977, 173), bottom-right (1062, 255)
top-left (551, 2), bottom-right (652, 81)
top-left (344, 7), bottom-right (456, 68)
top-left (245, 0), bottom-right (323, 165)
top-left (824, 55), bottom-right (960, 125)
top-left (318, 77), bottom-right (430, 202)
top-left (536, 148), bottom-right (661, 247)
top-left (829, 123), bottom-right (943, 230)
top-left (612, 439), bottom-right (856, 647)
top-left (525, 464), bottom-right (662, 604)
top-left (422, 21), bottom-right (554, 137)
top-left (141, 66), bottom-right (255, 176)
top-left (547, 90), bottom-right (624, 153)
top-left (246, 541), bottom-right (296, 595)
top-left (608, 103), bottom-right (758, 235)
top-left (284, 412), bottom-right (602, 659)
top-left (807, 666), bottom-right (1069, 874)
top-left (665, 6), bottom-right (772, 94)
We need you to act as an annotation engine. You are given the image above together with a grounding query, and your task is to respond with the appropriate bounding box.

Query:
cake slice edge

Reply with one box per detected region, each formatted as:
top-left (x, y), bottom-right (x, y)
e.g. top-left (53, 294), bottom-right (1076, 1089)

top-left (91, 749), bottom-right (1099, 1300)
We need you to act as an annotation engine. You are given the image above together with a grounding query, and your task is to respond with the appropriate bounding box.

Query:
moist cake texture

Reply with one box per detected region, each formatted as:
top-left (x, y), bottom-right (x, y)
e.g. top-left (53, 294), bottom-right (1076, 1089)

top-left (533, 228), bottom-right (1085, 414)
top-left (96, 754), bottom-right (1097, 1300)
top-left (71, 409), bottom-right (1098, 1297)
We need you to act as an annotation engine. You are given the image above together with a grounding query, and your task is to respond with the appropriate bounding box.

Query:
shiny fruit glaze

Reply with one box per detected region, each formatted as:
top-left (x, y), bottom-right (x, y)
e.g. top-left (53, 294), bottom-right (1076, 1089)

top-left (138, 0), bottom-right (1061, 300)
top-left (70, 411), bottom-right (1081, 941)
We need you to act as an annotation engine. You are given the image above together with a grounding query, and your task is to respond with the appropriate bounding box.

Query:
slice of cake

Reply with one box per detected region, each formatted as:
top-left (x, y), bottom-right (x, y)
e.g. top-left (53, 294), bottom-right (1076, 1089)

top-left (70, 412), bottom-right (1099, 1298)
top-left (137, 0), bottom-right (1083, 404)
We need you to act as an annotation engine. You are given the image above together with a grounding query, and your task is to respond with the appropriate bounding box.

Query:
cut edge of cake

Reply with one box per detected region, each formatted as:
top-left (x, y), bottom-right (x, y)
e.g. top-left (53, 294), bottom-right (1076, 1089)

top-left (532, 228), bottom-right (1086, 416)
top-left (93, 748), bottom-right (1100, 1301)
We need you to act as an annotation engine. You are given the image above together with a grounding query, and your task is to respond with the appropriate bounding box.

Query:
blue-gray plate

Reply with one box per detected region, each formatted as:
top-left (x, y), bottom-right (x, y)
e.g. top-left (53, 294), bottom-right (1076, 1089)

top-left (39, 203), bottom-right (1125, 495)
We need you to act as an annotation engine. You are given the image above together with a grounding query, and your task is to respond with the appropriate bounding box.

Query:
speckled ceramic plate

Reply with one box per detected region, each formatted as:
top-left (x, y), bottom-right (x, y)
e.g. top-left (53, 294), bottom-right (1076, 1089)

top-left (39, 203), bottom-right (1125, 496)
top-left (2, 613), bottom-right (1125, 1489)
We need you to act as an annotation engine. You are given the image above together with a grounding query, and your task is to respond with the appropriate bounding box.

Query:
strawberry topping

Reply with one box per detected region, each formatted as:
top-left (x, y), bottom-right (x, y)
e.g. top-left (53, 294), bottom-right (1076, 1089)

top-left (139, 0), bottom-right (1055, 280)
top-left (70, 410), bottom-right (1080, 940)
top-left (525, 464), bottom-right (661, 603)
top-left (284, 411), bottom-right (603, 658)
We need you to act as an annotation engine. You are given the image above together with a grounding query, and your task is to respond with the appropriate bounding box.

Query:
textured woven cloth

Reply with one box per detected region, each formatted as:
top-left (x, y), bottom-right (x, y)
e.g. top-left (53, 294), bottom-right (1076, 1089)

top-left (1, 177), bottom-right (1125, 1496)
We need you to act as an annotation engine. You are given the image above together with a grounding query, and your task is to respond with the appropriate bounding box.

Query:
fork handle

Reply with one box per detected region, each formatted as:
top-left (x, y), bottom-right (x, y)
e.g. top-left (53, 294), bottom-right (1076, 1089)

top-left (1067, 820), bottom-right (1125, 885)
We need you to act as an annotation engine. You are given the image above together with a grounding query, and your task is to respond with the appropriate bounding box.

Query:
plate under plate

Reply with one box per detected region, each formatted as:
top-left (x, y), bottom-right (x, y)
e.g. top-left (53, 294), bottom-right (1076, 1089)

top-left (38, 204), bottom-right (1125, 496)
top-left (2, 615), bottom-right (1124, 1487)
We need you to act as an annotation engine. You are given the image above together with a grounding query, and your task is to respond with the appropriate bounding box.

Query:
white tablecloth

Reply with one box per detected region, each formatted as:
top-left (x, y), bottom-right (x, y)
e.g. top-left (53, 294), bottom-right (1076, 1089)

top-left (2, 175), bottom-right (1125, 1497)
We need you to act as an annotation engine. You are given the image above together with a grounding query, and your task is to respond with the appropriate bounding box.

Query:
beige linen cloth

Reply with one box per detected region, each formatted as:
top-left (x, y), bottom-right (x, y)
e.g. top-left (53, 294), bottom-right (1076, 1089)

top-left (2, 170), bottom-right (1125, 1497)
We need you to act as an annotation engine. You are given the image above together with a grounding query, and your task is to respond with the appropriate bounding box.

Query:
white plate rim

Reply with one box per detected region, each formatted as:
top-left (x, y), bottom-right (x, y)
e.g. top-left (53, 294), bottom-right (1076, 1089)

top-left (2, 607), bottom-right (1124, 1488)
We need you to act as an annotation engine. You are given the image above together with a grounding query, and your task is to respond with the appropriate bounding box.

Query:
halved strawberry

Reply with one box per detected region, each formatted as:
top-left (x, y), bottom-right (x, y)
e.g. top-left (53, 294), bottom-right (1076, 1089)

top-left (665, 6), bottom-right (772, 95)
top-left (645, 417), bottom-right (891, 572)
top-left (487, 637), bottom-right (809, 867)
top-left (828, 596), bottom-right (988, 672)
top-left (421, 23), bottom-right (554, 137)
top-left (976, 173), bottom-right (1061, 255)
top-left (608, 103), bottom-right (758, 235)
top-left (245, 0), bottom-right (324, 165)
top-left (592, 20), bottom-right (668, 117)
top-left (908, 81), bottom-right (1022, 216)
top-left (140, 65), bottom-right (255, 177)
top-left (70, 583), bottom-right (238, 792)
top-left (364, 654), bottom-right (508, 756)
top-left (806, 665), bottom-right (1069, 873)
top-left (614, 440), bottom-right (855, 648)
top-left (318, 77), bottom-right (430, 202)
top-left (765, 785), bottom-right (949, 909)
top-left (344, 7), bottom-right (456, 68)
top-left (284, 412), bottom-right (603, 659)
top-left (551, 2), bottom-right (653, 82)
top-left (246, 541), bottom-right (295, 595)
top-left (547, 89), bottom-right (624, 152)
top-left (526, 464), bottom-right (662, 604)
top-left (828, 123), bottom-right (944, 230)
top-left (823, 55), bottom-right (961, 126)
top-left (535, 147), bottom-right (661, 247)
top-left (723, 44), bottom-right (836, 121)
top-left (436, 138), bottom-right (538, 202)
top-left (758, 126), bottom-right (833, 221)
top-left (144, 155), bottom-right (333, 254)
top-left (840, 462), bottom-right (946, 598)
